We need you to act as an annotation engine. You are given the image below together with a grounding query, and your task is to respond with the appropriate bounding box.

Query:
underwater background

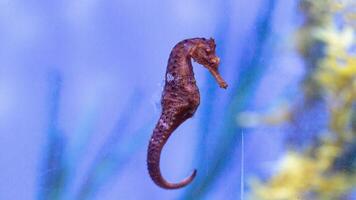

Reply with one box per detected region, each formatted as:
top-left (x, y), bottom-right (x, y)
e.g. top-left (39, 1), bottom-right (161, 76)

top-left (0, 0), bottom-right (355, 199)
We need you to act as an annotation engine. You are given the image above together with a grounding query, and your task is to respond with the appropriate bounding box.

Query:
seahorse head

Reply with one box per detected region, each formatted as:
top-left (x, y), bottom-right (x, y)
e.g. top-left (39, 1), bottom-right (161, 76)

top-left (190, 38), bottom-right (220, 69)
top-left (190, 38), bottom-right (228, 89)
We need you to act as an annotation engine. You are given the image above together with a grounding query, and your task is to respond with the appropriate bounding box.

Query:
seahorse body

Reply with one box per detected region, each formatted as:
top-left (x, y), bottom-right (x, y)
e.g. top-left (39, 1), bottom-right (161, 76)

top-left (147, 38), bottom-right (227, 189)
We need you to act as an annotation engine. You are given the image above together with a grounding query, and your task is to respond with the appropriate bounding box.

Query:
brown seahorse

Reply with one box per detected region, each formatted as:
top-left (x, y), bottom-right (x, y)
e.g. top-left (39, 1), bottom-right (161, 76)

top-left (147, 38), bottom-right (228, 189)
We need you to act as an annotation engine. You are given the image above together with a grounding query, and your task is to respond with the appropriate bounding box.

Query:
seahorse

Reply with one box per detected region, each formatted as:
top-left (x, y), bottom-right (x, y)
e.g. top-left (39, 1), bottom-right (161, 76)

top-left (147, 38), bottom-right (228, 189)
